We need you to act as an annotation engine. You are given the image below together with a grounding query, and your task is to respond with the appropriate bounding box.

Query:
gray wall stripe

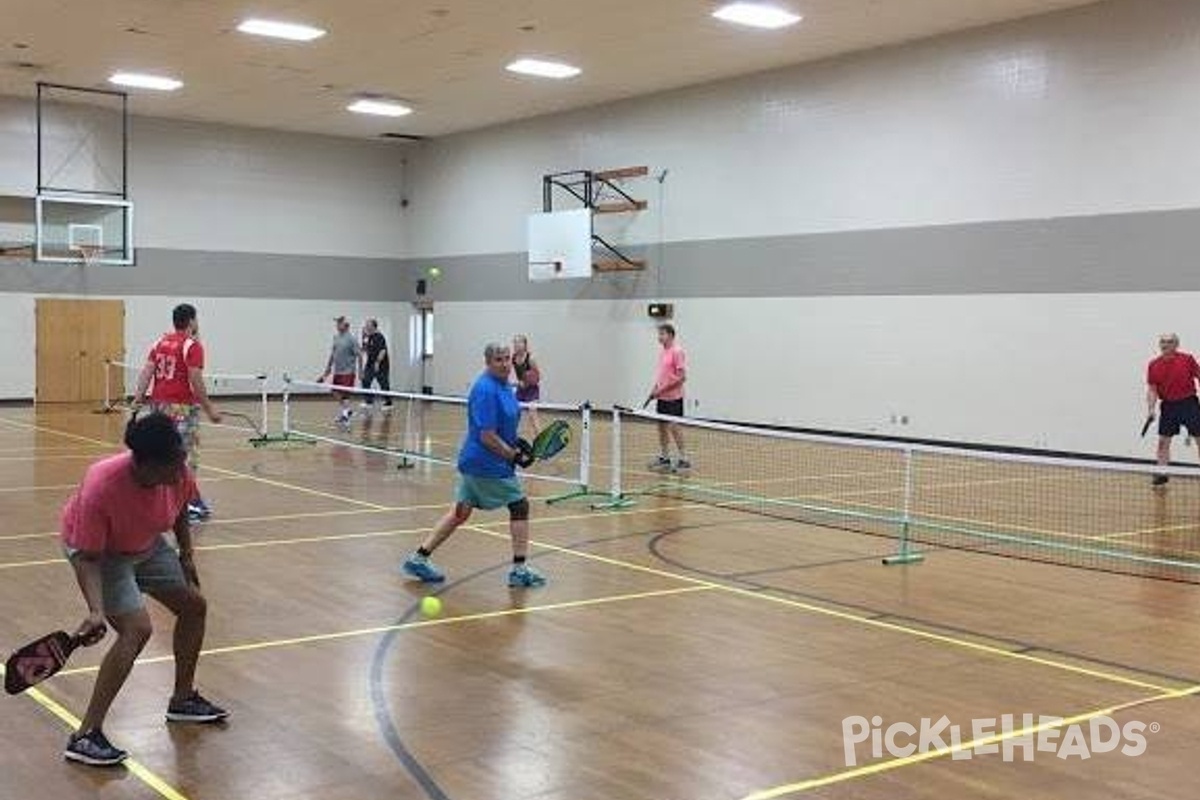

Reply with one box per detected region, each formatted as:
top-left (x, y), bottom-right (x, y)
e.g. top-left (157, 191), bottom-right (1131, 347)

top-left (405, 208), bottom-right (1200, 302)
top-left (0, 248), bottom-right (406, 301)
top-left (1, 207), bottom-right (1194, 302)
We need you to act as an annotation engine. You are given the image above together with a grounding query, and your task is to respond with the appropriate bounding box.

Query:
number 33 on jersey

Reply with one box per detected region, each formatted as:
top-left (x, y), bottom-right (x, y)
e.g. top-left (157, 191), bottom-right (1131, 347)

top-left (147, 332), bottom-right (204, 404)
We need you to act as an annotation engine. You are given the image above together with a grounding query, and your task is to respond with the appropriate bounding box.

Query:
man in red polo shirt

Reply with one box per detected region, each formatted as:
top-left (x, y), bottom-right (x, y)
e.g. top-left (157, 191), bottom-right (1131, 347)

top-left (1146, 332), bottom-right (1200, 485)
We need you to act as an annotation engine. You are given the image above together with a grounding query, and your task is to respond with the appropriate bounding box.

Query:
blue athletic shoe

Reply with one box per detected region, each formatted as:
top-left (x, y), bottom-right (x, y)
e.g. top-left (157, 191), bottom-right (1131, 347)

top-left (507, 564), bottom-right (546, 588)
top-left (402, 554), bottom-right (445, 583)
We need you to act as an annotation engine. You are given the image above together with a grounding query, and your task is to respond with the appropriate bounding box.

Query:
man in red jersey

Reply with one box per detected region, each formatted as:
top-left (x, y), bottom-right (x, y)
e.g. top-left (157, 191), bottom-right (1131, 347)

top-left (133, 304), bottom-right (222, 519)
top-left (1145, 332), bottom-right (1200, 486)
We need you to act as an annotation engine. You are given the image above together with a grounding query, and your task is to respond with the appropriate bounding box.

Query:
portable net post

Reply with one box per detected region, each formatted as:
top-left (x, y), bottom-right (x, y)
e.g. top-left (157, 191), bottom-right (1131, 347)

top-left (592, 406), bottom-right (637, 510)
top-left (543, 402), bottom-right (608, 505)
top-left (883, 447), bottom-right (925, 565)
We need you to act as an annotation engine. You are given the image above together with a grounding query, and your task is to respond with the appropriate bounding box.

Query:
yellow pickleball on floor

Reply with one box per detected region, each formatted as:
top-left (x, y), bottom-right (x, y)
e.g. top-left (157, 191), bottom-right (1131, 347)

top-left (420, 596), bottom-right (442, 617)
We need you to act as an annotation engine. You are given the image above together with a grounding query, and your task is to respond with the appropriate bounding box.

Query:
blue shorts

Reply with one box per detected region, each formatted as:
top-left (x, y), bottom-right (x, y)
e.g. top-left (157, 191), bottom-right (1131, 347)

top-left (66, 536), bottom-right (188, 616)
top-left (456, 474), bottom-right (525, 511)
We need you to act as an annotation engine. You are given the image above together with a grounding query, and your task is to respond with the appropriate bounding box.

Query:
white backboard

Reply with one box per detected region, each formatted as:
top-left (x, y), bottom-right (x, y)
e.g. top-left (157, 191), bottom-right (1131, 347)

top-left (527, 208), bottom-right (591, 281)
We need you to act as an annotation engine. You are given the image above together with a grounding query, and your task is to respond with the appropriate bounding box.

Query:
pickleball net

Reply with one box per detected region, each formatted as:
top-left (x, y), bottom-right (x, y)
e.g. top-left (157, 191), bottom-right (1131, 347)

top-left (100, 359), bottom-right (276, 443)
top-left (282, 379), bottom-right (603, 503)
top-left (602, 406), bottom-right (1200, 582)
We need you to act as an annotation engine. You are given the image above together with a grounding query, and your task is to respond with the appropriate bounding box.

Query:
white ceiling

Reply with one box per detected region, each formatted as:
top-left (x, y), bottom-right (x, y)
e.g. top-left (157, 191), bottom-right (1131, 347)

top-left (2, 0), bottom-right (1102, 139)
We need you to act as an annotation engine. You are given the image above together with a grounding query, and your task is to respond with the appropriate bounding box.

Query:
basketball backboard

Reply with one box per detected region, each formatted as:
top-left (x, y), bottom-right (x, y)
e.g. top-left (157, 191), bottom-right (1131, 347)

top-left (527, 208), bottom-right (591, 281)
top-left (35, 195), bottom-right (133, 265)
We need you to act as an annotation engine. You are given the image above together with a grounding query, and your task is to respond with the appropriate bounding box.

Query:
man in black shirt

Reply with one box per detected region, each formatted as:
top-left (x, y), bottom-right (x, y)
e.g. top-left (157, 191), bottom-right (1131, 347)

top-left (360, 319), bottom-right (392, 407)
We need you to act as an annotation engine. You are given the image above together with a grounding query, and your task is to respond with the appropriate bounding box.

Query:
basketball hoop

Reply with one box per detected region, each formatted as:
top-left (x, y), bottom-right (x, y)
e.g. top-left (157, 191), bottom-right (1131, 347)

top-left (73, 245), bottom-right (104, 267)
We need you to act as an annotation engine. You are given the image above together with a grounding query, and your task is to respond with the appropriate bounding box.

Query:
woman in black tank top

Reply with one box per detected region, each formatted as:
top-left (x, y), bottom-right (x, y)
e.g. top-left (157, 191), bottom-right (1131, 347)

top-left (512, 334), bottom-right (541, 434)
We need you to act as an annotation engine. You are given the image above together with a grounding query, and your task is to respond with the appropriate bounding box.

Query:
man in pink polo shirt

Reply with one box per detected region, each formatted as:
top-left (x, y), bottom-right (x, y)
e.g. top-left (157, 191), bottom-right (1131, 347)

top-left (59, 413), bottom-right (228, 767)
top-left (647, 323), bottom-right (691, 472)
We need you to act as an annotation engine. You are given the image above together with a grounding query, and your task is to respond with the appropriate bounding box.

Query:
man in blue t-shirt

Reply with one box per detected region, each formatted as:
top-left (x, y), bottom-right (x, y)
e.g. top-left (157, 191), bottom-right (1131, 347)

top-left (401, 342), bottom-right (546, 588)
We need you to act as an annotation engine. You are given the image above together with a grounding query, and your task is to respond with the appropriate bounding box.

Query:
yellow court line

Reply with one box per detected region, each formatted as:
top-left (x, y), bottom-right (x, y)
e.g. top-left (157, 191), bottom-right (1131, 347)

top-left (198, 524), bottom-right (432, 552)
top-left (0, 501), bottom-right (710, 568)
top-left (55, 585), bottom-right (712, 677)
top-left (0, 482), bottom-right (80, 493)
top-left (672, 485), bottom-right (1102, 543)
top-left (0, 556), bottom-right (71, 570)
top-left (738, 683), bottom-right (1200, 799)
top-left (0, 418), bottom-right (241, 454)
top-left (0, 475), bottom-right (252, 496)
top-left (1098, 519), bottom-right (1200, 541)
top-left (198, 464), bottom-right (391, 510)
top-left (702, 459), bottom-right (1003, 492)
top-left (0, 452), bottom-right (119, 463)
top-left (809, 471), bottom-right (1074, 504)
top-left (0, 444), bottom-right (110, 454)
top-left (0, 531), bottom-right (62, 543)
top-left (464, 525), bottom-right (1177, 694)
top-left (200, 502), bottom-right (450, 526)
top-left (0, 416), bottom-right (390, 511)
top-left (0, 529), bottom-right (433, 569)
top-left (0, 445), bottom-right (255, 463)
top-left (0, 663), bottom-right (192, 800)
top-left (0, 499), bottom-right (454, 543)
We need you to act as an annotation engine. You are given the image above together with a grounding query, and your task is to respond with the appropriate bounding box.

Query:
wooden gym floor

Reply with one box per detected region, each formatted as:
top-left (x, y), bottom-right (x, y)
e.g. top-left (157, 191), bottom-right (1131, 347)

top-left (1, 403), bottom-right (1199, 800)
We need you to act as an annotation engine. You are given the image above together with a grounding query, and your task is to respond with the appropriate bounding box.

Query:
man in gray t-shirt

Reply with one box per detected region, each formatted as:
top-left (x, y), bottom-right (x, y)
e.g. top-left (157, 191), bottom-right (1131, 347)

top-left (319, 316), bottom-right (361, 428)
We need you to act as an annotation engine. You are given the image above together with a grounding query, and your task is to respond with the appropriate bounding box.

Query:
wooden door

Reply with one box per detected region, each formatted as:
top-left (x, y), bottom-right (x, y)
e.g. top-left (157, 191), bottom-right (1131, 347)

top-left (35, 299), bottom-right (125, 403)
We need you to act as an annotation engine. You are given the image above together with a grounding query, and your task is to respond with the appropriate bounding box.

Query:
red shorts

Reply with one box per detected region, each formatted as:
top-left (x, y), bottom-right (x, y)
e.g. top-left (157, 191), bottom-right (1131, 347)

top-left (331, 374), bottom-right (356, 388)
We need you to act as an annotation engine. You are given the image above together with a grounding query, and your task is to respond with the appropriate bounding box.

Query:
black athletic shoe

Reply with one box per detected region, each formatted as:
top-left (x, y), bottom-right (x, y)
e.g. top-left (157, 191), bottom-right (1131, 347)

top-left (1152, 474), bottom-right (1170, 487)
top-left (166, 691), bottom-right (230, 723)
top-left (64, 729), bottom-right (128, 767)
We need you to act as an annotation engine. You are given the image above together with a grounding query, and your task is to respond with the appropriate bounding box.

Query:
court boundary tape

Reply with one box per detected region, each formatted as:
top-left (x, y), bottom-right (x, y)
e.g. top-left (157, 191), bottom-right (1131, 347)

top-left (0, 663), bottom-right (192, 800)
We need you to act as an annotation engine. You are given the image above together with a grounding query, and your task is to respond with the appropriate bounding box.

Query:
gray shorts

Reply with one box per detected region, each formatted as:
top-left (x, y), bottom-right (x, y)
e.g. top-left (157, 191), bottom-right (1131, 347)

top-left (67, 536), bottom-right (188, 616)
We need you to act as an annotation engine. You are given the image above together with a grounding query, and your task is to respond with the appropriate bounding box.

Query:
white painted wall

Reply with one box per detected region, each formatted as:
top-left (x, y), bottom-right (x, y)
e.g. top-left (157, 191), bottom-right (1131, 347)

top-left (0, 95), bottom-right (407, 258)
top-left (131, 118), bottom-right (406, 257)
top-left (404, 0), bottom-right (1200, 258)
top-left (0, 294), bottom-right (35, 398)
top-left (434, 293), bottom-right (1176, 460)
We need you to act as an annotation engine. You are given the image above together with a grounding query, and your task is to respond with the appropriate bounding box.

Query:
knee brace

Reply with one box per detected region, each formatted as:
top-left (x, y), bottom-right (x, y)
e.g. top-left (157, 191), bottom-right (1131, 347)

top-left (507, 498), bottom-right (530, 521)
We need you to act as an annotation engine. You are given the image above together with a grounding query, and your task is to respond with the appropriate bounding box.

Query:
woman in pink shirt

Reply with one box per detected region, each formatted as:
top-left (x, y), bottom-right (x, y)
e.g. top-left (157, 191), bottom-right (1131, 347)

top-left (60, 413), bottom-right (227, 767)
top-left (648, 323), bottom-right (691, 471)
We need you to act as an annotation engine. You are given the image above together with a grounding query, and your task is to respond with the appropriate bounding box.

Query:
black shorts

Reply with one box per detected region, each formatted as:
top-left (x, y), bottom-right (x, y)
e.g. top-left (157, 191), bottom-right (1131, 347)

top-left (656, 398), bottom-right (684, 417)
top-left (361, 364), bottom-right (391, 394)
top-left (1159, 396), bottom-right (1200, 437)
